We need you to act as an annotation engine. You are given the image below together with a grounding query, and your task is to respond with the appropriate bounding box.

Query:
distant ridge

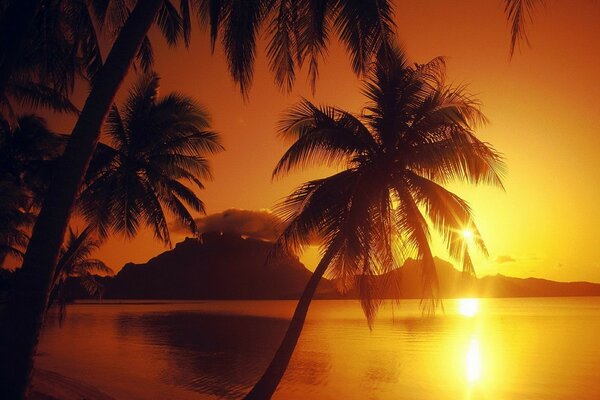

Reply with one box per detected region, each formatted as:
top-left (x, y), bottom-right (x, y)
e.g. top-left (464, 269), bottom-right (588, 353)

top-left (67, 233), bottom-right (600, 300)
top-left (102, 232), bottom-right (338, 299)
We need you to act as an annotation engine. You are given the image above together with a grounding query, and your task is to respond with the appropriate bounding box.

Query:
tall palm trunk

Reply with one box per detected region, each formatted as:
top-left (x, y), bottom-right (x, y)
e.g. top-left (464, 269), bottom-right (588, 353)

top-left (244, 249), bottom-right (335, 400)
top-left (0, 0), bottom-right (42, 98)
top-left (0, 1), bottom-right (163, 398)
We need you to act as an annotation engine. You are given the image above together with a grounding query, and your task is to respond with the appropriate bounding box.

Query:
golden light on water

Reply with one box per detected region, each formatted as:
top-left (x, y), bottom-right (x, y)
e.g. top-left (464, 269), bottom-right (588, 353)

top-left (466, 338), bottom-right (482, 383)
top-left (458, 298), bottom-right (479, 317)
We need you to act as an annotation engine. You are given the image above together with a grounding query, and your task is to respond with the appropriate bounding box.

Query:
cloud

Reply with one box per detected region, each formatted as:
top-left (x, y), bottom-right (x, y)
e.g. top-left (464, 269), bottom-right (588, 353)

top-left (174, 209), bottom-right (285, 242)
top-left (496, 255), bottom-right (516, 264)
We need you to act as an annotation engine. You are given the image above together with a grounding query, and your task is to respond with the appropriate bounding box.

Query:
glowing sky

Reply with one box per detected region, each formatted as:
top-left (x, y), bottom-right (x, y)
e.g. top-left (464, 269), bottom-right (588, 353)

top-left (46, 1), bottom-right (600, 282)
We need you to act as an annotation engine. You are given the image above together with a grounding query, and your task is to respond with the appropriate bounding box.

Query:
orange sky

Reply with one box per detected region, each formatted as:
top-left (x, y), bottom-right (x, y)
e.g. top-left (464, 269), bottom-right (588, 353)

top-left (45, 0), bottom-right (600, 282)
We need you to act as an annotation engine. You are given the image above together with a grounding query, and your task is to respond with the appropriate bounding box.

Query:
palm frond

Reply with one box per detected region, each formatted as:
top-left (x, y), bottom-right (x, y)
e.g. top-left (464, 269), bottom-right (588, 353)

top-left (275, 169), bottom-right (360, 256)
top-left (504, 0), bottom-right (543, 57)
top-left (179, 0), bottom-right (192, 46)
top-left (332, 0), bottom-right (396, 76)
top-left (7, 81), bottom-right (79, 114)
top-left (67, 0), bottom-right (104, 81)
top-left (266, 0), bottom-right (299, 92)
top-left (156, 0), bottom-right (184, 46)
top-left (297, 0), bottom-right (331, 91)
top-left (222, 0), bottom-right (266, 97)
top-left (407, 131), bottom-right (506, 188)
top-left (136, 36), bottom-right (155, 73)
top-left (122, 72), bottom-right (160, 128)
top-left (273, 99), bottom-right (375, 177)
top-left (405, 170), bottom-right (487, 272)
top-left (394, 182), bottom-right (439, 305)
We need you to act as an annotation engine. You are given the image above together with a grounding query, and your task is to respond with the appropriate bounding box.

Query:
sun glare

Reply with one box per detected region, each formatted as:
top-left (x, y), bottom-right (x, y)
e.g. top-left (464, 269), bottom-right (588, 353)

top-left (466, 338), bottom-right (482, 383)
top-left (462, 229), bottom-right (474, 241)
top-left (458, 298), bottom-right (479, 317)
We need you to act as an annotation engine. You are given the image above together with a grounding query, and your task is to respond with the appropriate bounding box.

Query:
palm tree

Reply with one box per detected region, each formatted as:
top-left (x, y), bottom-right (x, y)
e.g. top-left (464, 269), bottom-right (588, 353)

top-left (0, 114), bottom-right (65, 200)
top-left (48, 225), bottom-right (113, 324)
top-left (77, 72), bottom-right (223, 244)
top-left (0, 114), bottom-right (64, 267)
top-left (0, 182), bottom-right (34, 268)
top-left (4, 2), bottom-right (396, 397)
top-left (245, 45), bottom-right (505, 399)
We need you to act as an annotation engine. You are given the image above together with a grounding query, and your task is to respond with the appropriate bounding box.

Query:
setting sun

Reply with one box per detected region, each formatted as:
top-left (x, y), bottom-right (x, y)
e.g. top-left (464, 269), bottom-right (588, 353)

top-left (462, 229), bottom-right (474, 241)
top-left (458, 298), bottom-right (480, 317)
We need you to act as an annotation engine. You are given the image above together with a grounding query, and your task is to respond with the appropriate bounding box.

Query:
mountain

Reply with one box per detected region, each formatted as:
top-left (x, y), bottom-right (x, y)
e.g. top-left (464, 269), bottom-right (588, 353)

top-left (101, 232), bottom-right (338, 299)
top-left (65, 233), bottom-right (600, 300)
top-left (357, 258), bottom-right (600, 299)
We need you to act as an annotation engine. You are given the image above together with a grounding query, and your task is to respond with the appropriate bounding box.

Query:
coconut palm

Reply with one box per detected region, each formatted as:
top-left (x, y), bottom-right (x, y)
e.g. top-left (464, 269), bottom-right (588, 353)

top-left (0, 114), bottom-right (65, 200)
top-left (245, 45), bottom-right (505, 399)
top-left (76, 72), bottom-right (222, 244)
top-left (48, 225), bottom-right (113, 323)
top-left (0, 114), bottom-right (64, 267)
top-left (0, 182), bottom-right (34, 268)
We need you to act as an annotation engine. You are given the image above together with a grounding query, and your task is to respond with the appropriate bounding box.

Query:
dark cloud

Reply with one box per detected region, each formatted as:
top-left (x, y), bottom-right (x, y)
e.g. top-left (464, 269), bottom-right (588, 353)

top-left (175, 209), bottom-right (285, 242)
top-left (496, 255), bottom-right (516, 264)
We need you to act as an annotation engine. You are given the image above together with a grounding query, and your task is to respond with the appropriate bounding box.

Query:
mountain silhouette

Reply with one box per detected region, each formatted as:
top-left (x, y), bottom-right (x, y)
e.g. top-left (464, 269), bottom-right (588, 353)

top-left (103, 232), bottom-right (338, 299)
top-left (65, 233), bottom-right (600, 300)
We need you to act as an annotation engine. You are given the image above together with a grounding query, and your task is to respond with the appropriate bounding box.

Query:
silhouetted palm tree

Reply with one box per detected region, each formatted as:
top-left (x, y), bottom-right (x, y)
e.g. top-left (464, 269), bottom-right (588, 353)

top-left (0, 182), bottom-right (34, 268)
top-left (0, 115), bottom-right (63, 267)
top-left (245, 45), bottom-right (505, 399)
top-left (77, 72), bottom-right (222, 244)
top-left (5, 3), bottom-right (396, 396)
top-left (0, 114), bottom-right (64, 200)
top-left (48, 225), bottom-right (112, 323)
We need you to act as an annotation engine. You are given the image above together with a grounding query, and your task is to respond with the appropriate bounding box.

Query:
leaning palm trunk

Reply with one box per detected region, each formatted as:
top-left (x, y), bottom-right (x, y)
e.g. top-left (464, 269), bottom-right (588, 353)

top-left (244, 249), bottom-right (335, 399)
top-left (0, 1), bottom-right (163, 398)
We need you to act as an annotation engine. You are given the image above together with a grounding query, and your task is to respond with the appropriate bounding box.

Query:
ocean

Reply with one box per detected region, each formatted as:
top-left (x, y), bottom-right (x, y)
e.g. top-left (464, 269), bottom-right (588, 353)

top-left (36, 298), bottom-right (600, 399)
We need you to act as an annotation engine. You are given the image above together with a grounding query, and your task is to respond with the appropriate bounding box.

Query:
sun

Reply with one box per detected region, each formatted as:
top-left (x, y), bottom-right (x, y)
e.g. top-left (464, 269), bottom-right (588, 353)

top-left (462, 229), bottom-right (474, 241)
top-left (458, 298), bottom-right (479, 317)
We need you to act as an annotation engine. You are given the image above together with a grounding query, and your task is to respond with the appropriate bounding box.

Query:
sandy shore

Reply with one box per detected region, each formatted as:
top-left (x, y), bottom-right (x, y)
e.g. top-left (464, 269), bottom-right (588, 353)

top-left (28, 369), bottom-right (115, 400)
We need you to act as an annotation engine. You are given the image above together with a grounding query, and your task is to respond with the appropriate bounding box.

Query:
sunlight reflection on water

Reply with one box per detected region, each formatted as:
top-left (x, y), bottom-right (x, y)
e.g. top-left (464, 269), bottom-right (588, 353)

top-left (465, 337), bottom-right (481, 383)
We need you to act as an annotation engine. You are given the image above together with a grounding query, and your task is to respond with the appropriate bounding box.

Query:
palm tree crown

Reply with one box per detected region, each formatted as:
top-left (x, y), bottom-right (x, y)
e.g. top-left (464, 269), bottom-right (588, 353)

top-left (0, 114), bottom-right (64, 265)
top-left (0, 182), bottom-right (34, 264)
top-left (274, 45), bottom-right (505, 324)
top-left (0, 114), bottom-right (64, 201)
top-left (49, 225), bottom-right (113, 322)
top-left (78, 72), bottom-right (223, 245)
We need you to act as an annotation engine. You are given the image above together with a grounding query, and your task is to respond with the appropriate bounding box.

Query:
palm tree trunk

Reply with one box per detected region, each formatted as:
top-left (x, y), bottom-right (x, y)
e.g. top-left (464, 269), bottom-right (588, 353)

top-left (0, 0), bottom-right (42, 98)
top-left (0, 1), bottom-right (163, 398)
top-left (244, 249), bottom-right (336, 400)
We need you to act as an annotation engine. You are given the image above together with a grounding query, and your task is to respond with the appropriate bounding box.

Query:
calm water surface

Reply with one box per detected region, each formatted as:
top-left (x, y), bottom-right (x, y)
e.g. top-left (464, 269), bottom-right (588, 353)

top-left (36, 298), bottom-right (600, 399)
